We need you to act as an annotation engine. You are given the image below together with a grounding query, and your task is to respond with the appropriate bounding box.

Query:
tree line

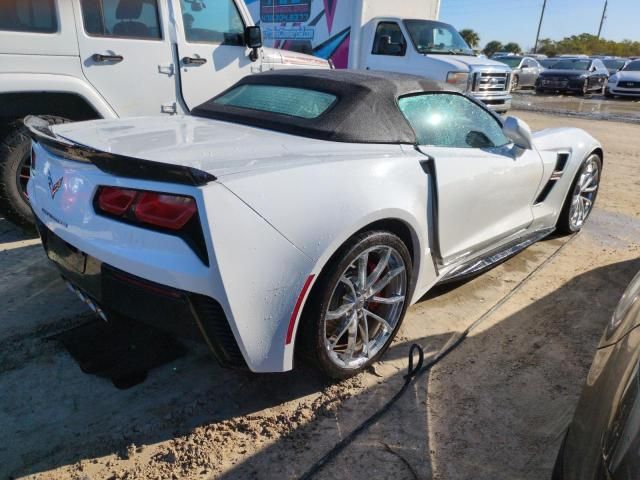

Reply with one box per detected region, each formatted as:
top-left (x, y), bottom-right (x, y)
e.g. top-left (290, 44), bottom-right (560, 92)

top-left (458, 29), bottom-right (640, 57)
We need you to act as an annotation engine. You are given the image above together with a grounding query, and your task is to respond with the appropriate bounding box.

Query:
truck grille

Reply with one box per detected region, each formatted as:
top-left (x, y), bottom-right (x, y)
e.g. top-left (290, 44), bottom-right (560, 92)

top-left (473, 72), bottom-right (511, 93)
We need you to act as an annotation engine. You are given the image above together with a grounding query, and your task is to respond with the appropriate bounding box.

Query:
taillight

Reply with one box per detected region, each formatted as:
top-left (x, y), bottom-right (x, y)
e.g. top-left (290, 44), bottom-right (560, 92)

top-left (95, 187), bottom-right (197, 230)
top-left (133, 192), bottom-right (197, 230)
top-left (94, 186), bottom-right (208, 265)
top-left (98, 186), bottom-right (137, 215)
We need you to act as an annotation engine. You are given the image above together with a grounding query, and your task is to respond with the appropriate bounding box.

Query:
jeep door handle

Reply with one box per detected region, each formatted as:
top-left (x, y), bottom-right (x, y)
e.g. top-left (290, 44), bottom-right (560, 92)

top-left (183, 56), bottom-right (207, 65)
top-left (92, 53), bottom-right (124, 63)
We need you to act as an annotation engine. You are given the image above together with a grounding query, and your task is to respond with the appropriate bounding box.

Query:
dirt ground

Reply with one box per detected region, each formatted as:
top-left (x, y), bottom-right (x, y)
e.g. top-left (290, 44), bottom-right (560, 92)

top-left (2, 111), bottom-right (640, 480)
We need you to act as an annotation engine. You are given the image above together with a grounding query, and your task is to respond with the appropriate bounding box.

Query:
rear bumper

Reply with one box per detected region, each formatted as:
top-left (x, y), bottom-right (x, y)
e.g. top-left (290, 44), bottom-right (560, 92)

top-left (36, 220), bottom-right (247, 369)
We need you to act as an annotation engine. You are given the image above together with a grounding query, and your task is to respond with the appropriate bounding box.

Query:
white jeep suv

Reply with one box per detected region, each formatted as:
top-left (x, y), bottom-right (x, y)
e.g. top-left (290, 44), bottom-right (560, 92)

top-left (0, 0), bottom-right (328, 228)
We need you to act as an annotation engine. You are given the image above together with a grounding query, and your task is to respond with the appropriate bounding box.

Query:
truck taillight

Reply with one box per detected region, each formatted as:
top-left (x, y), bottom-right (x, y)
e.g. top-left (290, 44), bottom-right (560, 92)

top-left (95, 187), bottom-right (197, 230)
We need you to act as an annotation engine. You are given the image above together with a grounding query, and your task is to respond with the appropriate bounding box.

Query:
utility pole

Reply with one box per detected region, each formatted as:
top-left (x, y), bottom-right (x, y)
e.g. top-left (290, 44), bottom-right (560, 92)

top-left (533, 0), bottom-right (547, 54)
top-left (597, 0), bottom-right (608, 39)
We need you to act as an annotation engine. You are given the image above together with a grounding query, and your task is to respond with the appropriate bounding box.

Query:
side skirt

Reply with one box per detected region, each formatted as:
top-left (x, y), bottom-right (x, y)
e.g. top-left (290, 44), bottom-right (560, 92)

top-left (438, 227), bottom-right (555, 284)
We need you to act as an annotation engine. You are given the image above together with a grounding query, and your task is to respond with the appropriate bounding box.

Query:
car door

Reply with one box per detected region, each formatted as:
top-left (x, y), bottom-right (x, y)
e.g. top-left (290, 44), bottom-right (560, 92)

top-left (365, 21), bottom-right (411, 72)
top-left (398, 93), bottom-right (544, 264)
top-left (173, 0), bottom-right (256, 110)
top-left (72, 0), bottom-right (179, 116)
top-left (523, 59), bottom-right (537, 86)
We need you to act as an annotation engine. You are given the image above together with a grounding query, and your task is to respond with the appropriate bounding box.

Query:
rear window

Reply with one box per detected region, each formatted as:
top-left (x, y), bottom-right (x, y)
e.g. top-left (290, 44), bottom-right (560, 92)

top-left (0, 0), bottom-right (58, 33)
top-left (214, 85), bottom-right (336, 119)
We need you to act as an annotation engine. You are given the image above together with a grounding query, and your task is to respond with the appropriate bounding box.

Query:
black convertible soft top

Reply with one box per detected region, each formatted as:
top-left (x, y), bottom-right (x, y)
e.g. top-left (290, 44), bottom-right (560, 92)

top-left (192, 69), bottom-right (451, 144)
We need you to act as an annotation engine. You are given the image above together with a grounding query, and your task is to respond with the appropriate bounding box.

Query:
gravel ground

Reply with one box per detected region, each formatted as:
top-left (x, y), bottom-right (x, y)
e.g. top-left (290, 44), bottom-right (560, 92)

top-left (1, 111), bottom-right (639, 480)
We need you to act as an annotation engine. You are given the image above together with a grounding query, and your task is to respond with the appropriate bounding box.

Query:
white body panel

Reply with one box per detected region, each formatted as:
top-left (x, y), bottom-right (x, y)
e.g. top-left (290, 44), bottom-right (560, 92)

top-left (421, 144), bottom-right (544, 263)
top-left (28, 113), bottom-right (601, 372)
top-left (70, 0), bottom-right (180, 117)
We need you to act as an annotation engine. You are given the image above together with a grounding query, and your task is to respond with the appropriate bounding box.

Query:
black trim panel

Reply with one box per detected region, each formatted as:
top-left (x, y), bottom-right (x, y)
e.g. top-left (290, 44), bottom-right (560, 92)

top-left (36, 222), bottom-right (247, 369)
top-left (24, 116), bottom-right (217, 187)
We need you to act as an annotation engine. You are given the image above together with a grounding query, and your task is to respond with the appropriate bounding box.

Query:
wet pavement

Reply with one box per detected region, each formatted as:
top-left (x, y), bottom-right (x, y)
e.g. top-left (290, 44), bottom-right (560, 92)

top-left (512, 90), bottom-right (640, 123)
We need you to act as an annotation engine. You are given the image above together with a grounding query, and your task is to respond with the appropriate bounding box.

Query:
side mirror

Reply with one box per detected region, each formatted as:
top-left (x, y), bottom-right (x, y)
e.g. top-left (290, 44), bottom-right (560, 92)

top-left (520, 64), bottom-right (528, 69)
top-left (245, 26), bottom-right (262, 62)
top-left (503, 116), bottom-right (534, 150)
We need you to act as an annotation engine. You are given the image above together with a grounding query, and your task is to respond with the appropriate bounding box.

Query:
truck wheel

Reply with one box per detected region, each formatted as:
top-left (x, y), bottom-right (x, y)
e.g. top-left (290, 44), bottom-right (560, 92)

top-left (0, 116), bottom-right (70, 230)
top-left (298, 231), bottom-right (412, 379)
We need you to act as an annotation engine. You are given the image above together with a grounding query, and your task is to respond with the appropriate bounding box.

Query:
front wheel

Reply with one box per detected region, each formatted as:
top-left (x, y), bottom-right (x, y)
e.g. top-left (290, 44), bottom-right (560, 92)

top-left (299, 231), bottom-right (412, 379)
top-left (556, 153), bottom-right (602, 234)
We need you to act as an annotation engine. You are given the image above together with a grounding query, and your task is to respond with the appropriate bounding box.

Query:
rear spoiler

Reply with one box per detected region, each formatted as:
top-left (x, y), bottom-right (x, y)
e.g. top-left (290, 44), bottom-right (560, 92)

top-left (24, 116), bottom-right (217, 187)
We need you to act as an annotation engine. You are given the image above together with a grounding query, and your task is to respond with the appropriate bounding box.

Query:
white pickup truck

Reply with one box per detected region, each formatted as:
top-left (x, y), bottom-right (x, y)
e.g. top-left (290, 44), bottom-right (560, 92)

top-left (251, 0), bottom-right (513, 111)
top-left (0, 0), bottom-right (328, 228)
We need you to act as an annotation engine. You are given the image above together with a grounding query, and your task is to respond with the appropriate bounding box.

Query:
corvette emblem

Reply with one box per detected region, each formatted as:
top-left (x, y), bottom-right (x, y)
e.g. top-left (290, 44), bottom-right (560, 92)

top-left (47, 170), bottom-right (63, 199)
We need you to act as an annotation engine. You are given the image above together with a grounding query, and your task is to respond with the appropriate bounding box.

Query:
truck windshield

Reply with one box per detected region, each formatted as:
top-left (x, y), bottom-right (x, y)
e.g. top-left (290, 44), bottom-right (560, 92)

top-left (213, 85), bottom-right (336, 119)
top-left (403, 20), bottom-right (473, 55)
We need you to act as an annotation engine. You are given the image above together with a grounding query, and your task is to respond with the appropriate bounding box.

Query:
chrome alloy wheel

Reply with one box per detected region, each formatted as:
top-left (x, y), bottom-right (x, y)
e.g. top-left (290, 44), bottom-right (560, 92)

top-left (323, 246), bottom-right (407, 370)
top-left (569, 155), bottom-right (600, 230)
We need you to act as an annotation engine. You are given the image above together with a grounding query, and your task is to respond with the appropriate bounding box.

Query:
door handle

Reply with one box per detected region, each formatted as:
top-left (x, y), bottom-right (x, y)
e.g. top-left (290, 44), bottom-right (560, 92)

top-left (183, 56), bottom-right (207, 65)
top-left (92, 53), bottom-right (124, 63)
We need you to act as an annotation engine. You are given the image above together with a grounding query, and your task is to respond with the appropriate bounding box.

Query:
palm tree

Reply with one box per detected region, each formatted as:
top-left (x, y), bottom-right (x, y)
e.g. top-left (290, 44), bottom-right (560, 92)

top-left (483, 40), bottom-right (504, 57)
top-left (459, 29), bottom-right (480, 49)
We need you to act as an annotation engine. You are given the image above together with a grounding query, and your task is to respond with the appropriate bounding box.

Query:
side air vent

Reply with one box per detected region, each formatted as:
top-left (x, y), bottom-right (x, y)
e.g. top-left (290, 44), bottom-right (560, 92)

top-left (535, 153), bottom-right (570, 204)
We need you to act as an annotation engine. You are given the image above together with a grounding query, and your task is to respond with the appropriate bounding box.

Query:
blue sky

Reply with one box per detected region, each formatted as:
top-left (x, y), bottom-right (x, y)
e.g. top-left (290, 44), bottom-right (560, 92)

top-left (440, 0), bottom-right (637, 50)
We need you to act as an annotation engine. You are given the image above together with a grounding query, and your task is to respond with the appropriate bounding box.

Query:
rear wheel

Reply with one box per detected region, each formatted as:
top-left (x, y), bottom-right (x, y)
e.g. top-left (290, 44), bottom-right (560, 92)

top-left (0, 116), bottom-right (70, 229)
top-left (556, 153), bottom-right (601, 234)
top-left (299, 231), bottom-right (412, 379)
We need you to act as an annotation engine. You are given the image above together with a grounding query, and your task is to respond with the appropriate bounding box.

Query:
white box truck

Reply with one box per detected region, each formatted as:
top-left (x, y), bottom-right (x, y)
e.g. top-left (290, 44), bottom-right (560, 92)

top-left (248, 0), bottom-right (513, 112)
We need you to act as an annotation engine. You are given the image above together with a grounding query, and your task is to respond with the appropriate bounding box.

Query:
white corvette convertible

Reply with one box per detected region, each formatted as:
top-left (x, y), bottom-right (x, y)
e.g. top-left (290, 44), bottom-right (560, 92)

top-left (26, 70), bottom-right (602, 378)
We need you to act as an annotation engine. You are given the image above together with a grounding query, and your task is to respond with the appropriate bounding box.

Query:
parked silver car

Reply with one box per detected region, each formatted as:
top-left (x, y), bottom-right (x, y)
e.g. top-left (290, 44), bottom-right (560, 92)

top-left (495, 56), bottom-right (544, 90)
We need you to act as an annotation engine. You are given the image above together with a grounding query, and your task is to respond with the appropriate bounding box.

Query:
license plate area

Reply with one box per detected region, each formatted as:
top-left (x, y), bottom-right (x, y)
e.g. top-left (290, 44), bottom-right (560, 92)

top-left (47, 232), bottom-right (87, 274)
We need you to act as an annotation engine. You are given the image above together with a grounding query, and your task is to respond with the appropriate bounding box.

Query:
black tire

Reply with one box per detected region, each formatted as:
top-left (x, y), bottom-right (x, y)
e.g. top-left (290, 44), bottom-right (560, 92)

top-left (605, 89), bottom-right (614, 98)
top-left (0, 116), bottom-right (70, 230)
top-left (298, 230), bottom-right (413, 379)
top-left (556, 153), bottom-right (602, 235)
top-left (535, 87), bottom-right (545, 94)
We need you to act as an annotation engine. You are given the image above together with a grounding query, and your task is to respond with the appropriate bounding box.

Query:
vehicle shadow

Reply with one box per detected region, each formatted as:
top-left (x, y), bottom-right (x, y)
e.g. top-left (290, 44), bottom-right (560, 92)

top-left (4, 259), bottom-right (640, 479)
top-left (217, 257), bottom-right (640, 479)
